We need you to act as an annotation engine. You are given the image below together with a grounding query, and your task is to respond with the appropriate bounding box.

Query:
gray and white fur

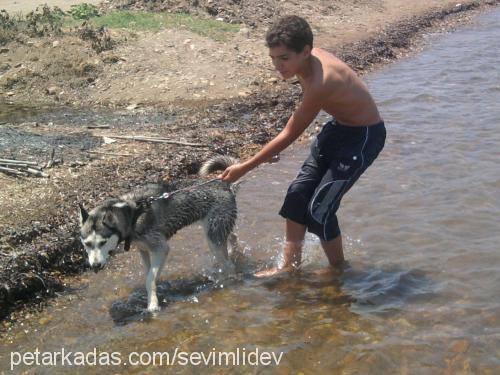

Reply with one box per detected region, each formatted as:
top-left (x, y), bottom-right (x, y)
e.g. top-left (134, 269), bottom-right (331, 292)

top-left (79, 156), bottom-right (239, 312)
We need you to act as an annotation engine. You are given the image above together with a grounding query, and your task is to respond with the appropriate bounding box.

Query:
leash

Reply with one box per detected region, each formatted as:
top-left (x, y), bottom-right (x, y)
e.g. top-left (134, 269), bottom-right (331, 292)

top-left (138, 177), bottom-right (222, 206)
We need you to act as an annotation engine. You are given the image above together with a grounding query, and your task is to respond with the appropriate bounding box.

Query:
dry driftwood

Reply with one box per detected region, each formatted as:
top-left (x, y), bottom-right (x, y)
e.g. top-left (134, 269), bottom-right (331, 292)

top-left (0, 162), bottom-right (30, 168)
top-left (26, 168), bottom-right (49, 178)
top-left (102, 135), bottom-right (209, 147)
top-left (0, 158), bottom-right (38, 166)
top-left (87, 151), bottom-right (133, 157)
top-left (0, 161), bottom-right (43, 170)
top-left (87, 125), bottom-right (110, 129)
top-left (0, 166), bottom-right (26, 176)
top-left (46, 148), bottom-right (56, 168)
top-left (0, 160), bottom-right (48, 178)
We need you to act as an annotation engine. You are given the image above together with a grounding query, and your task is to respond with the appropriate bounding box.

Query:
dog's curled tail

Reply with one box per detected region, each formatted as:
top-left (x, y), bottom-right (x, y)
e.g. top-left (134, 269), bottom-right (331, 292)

top-left (199, 155), bottom-right (239, 177)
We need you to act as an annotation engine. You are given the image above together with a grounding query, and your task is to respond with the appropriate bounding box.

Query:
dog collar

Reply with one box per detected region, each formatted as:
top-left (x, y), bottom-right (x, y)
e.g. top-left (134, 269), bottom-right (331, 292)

top-left (124, 238), bottom-right (131, 251)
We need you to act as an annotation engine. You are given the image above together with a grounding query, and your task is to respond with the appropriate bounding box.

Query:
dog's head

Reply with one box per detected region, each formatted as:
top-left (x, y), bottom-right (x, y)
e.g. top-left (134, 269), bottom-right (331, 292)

top-left (79, 201), bottom-right (131, 272)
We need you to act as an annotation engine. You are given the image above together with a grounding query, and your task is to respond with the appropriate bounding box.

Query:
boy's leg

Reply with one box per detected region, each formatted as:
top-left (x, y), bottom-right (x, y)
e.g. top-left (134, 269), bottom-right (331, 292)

top-left (320, 234), bottom-right (344, 267)
top-left (254, 219), bottom-right (306, 277)
top-left (283, 219), bottom-right (307, 268)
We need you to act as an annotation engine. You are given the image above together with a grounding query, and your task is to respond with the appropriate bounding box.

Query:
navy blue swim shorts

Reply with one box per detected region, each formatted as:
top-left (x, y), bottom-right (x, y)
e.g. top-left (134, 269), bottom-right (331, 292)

top-left (279, 119), bottom-right (386, 241)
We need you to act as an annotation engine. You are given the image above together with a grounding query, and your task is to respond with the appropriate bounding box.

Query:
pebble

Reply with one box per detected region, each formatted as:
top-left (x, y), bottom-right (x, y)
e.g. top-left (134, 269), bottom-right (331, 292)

top-left (46, 86), bottom-right (58, 95)
top-left (38, 316), bottom-right (52, 325)
top-left (238, 28), bottom-right (251, 37)
top-left (451, 339), bottom-right (470, 354)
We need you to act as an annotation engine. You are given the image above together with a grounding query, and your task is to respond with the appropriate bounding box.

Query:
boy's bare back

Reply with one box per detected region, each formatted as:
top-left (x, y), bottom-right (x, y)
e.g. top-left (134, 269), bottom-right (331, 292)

top-left (301, 48), bottom-right (381, 127)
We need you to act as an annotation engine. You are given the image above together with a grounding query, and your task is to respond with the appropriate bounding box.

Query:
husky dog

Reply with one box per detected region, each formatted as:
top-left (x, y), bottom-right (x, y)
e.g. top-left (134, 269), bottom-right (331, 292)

top-left (79, 156), bottom-right (239, 312)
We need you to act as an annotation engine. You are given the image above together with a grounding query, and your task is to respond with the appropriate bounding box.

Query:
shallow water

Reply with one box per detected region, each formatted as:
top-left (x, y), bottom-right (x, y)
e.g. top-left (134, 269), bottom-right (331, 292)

top-left (1, 8), bottom-right (500, 374)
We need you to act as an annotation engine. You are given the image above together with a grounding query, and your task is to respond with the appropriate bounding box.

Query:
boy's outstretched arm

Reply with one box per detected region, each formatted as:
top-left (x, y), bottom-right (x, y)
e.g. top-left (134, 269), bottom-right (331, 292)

top-left (219, 96), bottom-right (321, 183)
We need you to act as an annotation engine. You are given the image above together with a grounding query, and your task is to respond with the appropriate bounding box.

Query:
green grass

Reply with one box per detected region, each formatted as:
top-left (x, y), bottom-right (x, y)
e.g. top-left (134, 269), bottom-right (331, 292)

top-left (67, 11), bottom-right (240, 41)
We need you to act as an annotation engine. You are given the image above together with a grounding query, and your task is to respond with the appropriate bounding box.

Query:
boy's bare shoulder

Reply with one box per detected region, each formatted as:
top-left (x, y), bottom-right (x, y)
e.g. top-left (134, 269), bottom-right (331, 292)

top-left (305, 49), bottom-right (344, 95)
top-left (315, 48), bottom-right (356, 89)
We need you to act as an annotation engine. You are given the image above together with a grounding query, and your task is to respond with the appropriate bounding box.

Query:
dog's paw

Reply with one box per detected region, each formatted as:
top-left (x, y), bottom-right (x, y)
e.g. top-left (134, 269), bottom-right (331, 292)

top-left (147, 303), bottom-right (160, 312)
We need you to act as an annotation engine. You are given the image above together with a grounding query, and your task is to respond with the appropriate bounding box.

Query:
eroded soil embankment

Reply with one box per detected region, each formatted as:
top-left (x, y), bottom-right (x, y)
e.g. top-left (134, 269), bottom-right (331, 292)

top-left (1, 1), bottom-right (498, 325)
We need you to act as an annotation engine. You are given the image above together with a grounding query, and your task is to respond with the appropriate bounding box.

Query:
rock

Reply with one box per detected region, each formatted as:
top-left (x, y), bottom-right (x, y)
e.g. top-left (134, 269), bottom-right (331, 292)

top-left (102, 136), bottom-right (116, 144)
top-left (0, 48), bottom-right (9, 54)
top-left (0, 63), bottom-right (10, 72)
top-left (126, 104), bottom-right (138, 110)
top-left (52, 41), bottom-right (60, 47)
top-left (6, 91), bottom-right (14, 96)
top-left (102, 55), bottom-right (121, 64)
top-left (267, 77), bottom-right (279, 83)
top-left (46, 86), bottom-right (58, 95)
top-left (238, 28), bottom-right (251, 38)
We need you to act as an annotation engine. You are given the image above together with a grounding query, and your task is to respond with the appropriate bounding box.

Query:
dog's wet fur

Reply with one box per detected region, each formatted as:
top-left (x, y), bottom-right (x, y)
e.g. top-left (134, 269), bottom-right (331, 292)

top-left (79, 156), bottom-right (239, 312)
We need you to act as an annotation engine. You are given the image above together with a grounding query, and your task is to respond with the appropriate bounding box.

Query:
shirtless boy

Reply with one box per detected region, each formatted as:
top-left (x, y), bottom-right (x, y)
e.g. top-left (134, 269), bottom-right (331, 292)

top-left (220, 16), bottom-right (386, 276)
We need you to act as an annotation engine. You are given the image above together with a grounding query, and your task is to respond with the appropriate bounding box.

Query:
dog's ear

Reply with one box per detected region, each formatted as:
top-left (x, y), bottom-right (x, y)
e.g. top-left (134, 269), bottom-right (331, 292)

top-left (113, 201), bottom-right (133, 216)
top-left (103, 210), bottom-right (118, 228)
top-left (79, 203), bottom-right (89, 225)
top-left (112, 201), bottom-right (130, 209)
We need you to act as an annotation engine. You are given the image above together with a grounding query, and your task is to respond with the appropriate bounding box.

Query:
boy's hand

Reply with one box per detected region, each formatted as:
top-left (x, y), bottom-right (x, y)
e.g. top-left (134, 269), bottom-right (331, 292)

top-left (219, 163), bottom-right (248, 183)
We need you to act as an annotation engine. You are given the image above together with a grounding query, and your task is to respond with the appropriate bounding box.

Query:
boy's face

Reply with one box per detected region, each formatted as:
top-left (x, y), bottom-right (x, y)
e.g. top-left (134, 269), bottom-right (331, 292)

top-left (269, 44), bottom-right (311, 80)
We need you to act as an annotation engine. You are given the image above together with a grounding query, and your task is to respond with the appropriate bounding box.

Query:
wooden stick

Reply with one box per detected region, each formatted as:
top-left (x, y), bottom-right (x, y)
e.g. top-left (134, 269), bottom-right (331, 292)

top-left (26, 168), bottom-right (49, 178)
top-left (0, 162), bottom-right (30, 168)
top-left (46, 148), bottom-right (55, 168)
top-left (0, 166), bottom-right (26, 176)
top-left (0, 165), bottom-right (48, 177)
top-left (103, 135), bottom-right (209, 147)
top-left (87, 125), bottom-right (110, 129)
top-left (0, 162), bottom-right (44, 171)
top-left (87, 151), bottom-right (133, 157)
top-left (0, 158), bottom-right (38, 166)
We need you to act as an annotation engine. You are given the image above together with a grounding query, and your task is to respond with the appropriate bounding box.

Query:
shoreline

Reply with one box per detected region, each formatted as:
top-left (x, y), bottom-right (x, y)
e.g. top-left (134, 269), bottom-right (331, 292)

top-left (1, 0), bottom-right (499, 328)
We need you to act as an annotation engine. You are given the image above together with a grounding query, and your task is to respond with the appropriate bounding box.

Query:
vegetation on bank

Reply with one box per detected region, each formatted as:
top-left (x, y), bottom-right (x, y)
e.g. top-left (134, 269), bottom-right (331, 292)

top-left (0, 3), bottom-right (240, 48)
top-left (90, 10), bottom-right (239, 40)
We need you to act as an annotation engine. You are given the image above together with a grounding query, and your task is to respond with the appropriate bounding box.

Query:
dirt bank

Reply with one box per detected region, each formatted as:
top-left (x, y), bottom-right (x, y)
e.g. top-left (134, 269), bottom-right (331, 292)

top-left (1, 0), bottom-right (495, 108)
top-left (1, 0), bottom-right (499, 326)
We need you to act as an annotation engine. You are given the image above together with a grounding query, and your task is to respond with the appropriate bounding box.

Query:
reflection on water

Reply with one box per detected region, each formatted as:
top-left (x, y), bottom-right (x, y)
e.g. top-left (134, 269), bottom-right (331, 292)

top-left (2, 8), bottom-right (500, 374)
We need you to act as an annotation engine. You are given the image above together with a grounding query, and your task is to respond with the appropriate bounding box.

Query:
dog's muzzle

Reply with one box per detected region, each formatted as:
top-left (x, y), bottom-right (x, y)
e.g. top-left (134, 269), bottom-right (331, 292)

top-left (90, 263), bottom-right (105, 273)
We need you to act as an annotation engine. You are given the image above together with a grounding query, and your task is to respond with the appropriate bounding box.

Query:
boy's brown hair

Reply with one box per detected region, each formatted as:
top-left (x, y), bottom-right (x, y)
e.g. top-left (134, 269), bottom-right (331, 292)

top-left (265, 15), bottom-right (313, 53)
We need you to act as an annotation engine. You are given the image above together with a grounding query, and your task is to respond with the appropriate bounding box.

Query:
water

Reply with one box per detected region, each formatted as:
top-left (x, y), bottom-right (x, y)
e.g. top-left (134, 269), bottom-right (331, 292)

top-left (1, 8), bottom-right (500, 374)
